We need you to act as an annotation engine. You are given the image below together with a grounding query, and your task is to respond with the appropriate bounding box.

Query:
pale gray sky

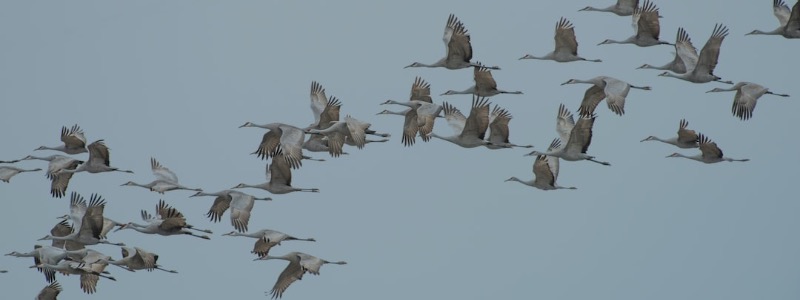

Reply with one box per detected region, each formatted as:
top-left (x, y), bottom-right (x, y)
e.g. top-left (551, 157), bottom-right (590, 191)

top-left (1, 0), bottom-right (798, 299)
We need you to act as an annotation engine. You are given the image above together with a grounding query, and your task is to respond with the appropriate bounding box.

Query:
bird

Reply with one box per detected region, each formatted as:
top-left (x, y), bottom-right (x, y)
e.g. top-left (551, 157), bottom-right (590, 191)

top-left (381, 98), bottom-right (444, 146)
top-left (307, 81), bottom-right (332, 129)
top-left (120, 157), bottom-right (201, 194)
top-left (6, 245), bottom-right (85, 282)
top-left (34, 260), bottom-right (115, 294)
top-left (658, 24), bottom-right (734, 84)
top-left (190, 190), bottom-right (272, 232)
top-left (506, 139), bottom-right (576, 190)
top-left (485, 105), bottom-right (534, 149)
top-left (746, 0), bottom-right (800, 39)
top-left (520, 17), bottom-right (602, 63)
top-left (597, 0), bottom-right (672, 47)
top-left (378, 76), bottom-right (443, 147)
top-left (379, 77), bottom-right (444, 147)
top-left (641, 119), bottom-right (700, 148)
top-left (561, 76), bottom-right (651, 116)
top-left (45, 220), bottom-right (86, 251)
top-left (666, 133), bottom-right (749, 163)
top-left (240, 122), bottom-right (307, 169)
top-left (428, 95), bottom-right (493, 148)
top-left (20, 155), bottom-right (82, 197)
top-left (578, 0), bottom-right (639, 16)
top-left (345, 134), bottom-right (390, 147)
top-left (637, 27), bottom-right (698, 73)
top-left (59, 248), bottom-right (114, 281)
top-left (0, 166), bottom-right (41, 183)
top-left (442, 63), bottom-right (523, 97)
top-left (34, 124), bottom-right (88, 155)
top-left (555, 103), bottom-right (577, 144)
top-left (115, 199), bottom-right (212, 239)
top-left (302, 134), bottom-right (343, 155)
top-left (305, 89), bottom-right (390, 150)
top-left (441, 62), bottom-right (523, 97)
top-left (254, 252), bottom-right (346, 299)
top-left (56, 192), bottom-right (124, 240)
top-left (36, 281), bottom-right (63, 300)
top-left (706, 82), bottom-right (790, 120)
top-left (222, 229), bottom-right (316, 257)
top-left (304, 115), bottom-right (386, 157)
top-left (106, 246), bottom-right (177, 273)
top-left (303, 85), bottom-right (345, 153)
top-left (38, 193), bottom-right (125, 247)
top-left (232, 151), bottom-right (320, 194)
top-left (525, 107), bottom-right (611, 166)
top-left (56, 140), bottom-right (133, 175)
top-left (405, 14), bottom-right (500, 70)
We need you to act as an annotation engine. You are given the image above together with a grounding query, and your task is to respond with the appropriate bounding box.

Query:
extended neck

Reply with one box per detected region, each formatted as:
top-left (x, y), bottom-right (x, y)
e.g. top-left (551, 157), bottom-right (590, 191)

top-left (519, 53), bottom-right (550, 60)
top-left (529, 150), bottom-right (559, 157)
top-left (747, 28), bottom-right (782, 36)
top-left (35, 145), bottom-right (64, 152)
top-left (127, 182), bottom-right (152, 188)
top-left (236, 183), bottom-right (265, 189)
top-left (508, 143), bottom-right (534, 148)
top-left (660, 72), bottom-right (687, 80)
top-left (25, 155), bottom-right (54, 161)
top-left (261, 254), bottom-right (294, 262)
top-left (231, 232), bottom-right (261, 238)
top-left (580, 6), bottom-right (612, 12)
top-left (442, 87), bottom-right (476, 95)
top-left (598, 38), bottom-right (630, 45)
top-left (383, 100), bottom-right (415, 108)
top-left (638, 64), bottom-right (667, 70)
top-left (648, 136), bottom-right (677, 145)
top-left (44, 234), bottom-right (72, 241)
top-left (6, 250), bottom-right (37, 257)
top-left (128, 222), bottom-right (148, 229)
top-left (405, 61), bottom-right (442, 68)
top-left (565, 79), bottom-right (595, 85)
top-left (507, 177), bottom-right (535, 187)
top-left (378, 110), bottom-right (408, 116)
top-left (191, 191), bottom-right (221, 197)
top-left (673, 153), bottom-right (702, 161)
top-left (429, 132), bottom-right (453, 143)
top-left (242, 123), bottom-right (270, 129)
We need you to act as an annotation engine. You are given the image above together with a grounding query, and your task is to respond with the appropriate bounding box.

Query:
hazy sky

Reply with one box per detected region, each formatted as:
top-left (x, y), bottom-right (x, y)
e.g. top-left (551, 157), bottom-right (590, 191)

top-left (1, 0), bottom-right (798, 299)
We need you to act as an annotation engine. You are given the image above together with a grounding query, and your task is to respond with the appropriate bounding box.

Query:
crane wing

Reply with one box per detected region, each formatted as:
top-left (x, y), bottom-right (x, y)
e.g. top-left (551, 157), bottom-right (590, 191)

top-left (150, 158), bottom-right (179, 183)
top-left (556, 104), bottom-right (576, 143)
top-left (554, 17), bottom-right (578, 55)
top-left (309, 81), bottom-right (327, 126)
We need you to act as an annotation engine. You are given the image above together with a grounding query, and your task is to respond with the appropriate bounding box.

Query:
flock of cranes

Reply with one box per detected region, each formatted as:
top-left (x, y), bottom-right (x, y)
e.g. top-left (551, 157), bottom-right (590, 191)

top-left (1, 0), bottom-right (797, 298)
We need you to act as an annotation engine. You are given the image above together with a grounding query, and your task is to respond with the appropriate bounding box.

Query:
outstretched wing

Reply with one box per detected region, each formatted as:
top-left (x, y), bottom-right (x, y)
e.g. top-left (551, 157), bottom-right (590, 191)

top-left (554, 17), bottom-right (579, 55)
top-left (309, 81), bottom-right (328, 126)
top-left (150, 158), bottom-right (179, 183)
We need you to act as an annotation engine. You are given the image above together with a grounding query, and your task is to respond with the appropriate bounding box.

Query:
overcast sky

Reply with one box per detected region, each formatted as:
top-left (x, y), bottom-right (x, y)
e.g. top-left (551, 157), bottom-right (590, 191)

top-left (1, 0), bottom-right (798, 299)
